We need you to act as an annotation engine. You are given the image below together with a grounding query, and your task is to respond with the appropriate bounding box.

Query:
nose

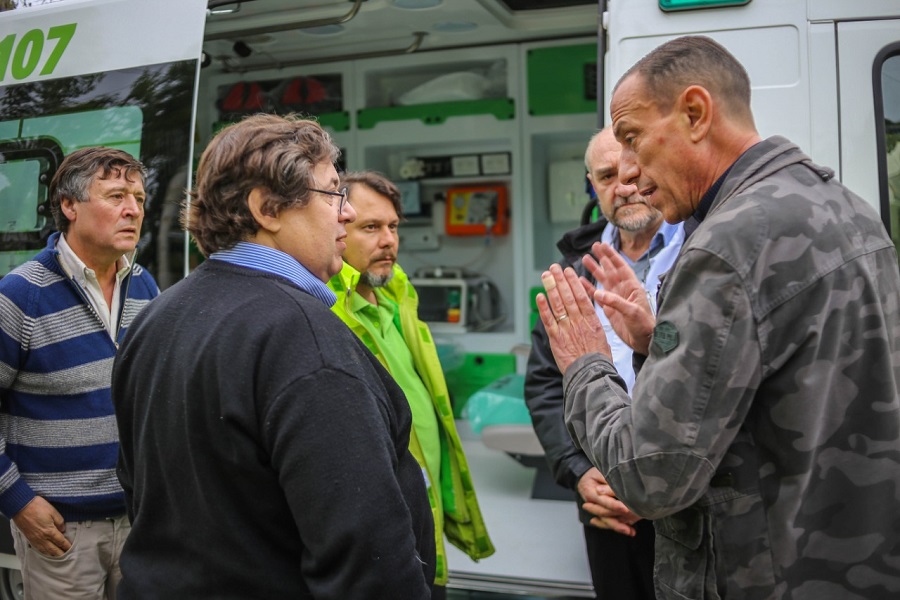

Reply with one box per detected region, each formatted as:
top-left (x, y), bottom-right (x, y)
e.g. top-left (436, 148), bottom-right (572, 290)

top-left (614, 178), bottom-right (639, 199)
top-left (339, 199), bottom-right (356, 223)
top-left (618, 148), bottom-right (640, 187)
top-left (122, 194), bottom-right (143, 218)
top-left (379, 227), bottom-right (398, 249)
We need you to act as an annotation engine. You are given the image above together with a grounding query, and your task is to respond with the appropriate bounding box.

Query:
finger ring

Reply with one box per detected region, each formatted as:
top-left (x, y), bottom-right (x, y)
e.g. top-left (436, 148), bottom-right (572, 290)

top-left (556, 313), bottom-right (569, 322)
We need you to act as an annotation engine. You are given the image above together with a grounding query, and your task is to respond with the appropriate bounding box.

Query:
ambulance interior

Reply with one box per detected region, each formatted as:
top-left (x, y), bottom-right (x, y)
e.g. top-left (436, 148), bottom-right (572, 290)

top-left (199, 1), bottom-right (602, 597)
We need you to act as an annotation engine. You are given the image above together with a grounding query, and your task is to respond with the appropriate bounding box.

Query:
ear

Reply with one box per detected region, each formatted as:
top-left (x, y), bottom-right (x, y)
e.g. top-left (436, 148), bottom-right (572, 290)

top-left (61, 197), bottom-right (77, 221)
top-left (247, 188), bottom-right (281, 234)
top-left (678, 85), bottom-right (713, 143)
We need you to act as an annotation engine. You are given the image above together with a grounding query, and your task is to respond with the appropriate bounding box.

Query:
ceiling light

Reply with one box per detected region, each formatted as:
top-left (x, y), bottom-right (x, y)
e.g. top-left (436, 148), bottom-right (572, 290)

top-left (301, 24), bottom-right (346, 35)
top-left (242, 34), bottom-right (276, 47)
top-left (497, 0), bottom-right (594, 8)
top-left (392, 0), bottom-right (443, 8)
top-left (209, 2), bottom-right (241, 15)
top-left (432, 21), bottom-right (477, 33)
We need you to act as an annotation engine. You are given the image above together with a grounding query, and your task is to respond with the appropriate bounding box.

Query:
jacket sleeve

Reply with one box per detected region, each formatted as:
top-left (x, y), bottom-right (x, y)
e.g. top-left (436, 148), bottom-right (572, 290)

top-left (563, 248), bottom-right (762, 519)
top-left (524, 316), bottom-right (594, 491)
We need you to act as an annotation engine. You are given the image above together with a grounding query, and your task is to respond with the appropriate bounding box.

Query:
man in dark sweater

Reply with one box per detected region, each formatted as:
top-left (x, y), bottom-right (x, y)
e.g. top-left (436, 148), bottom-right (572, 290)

top-left (111, 114), bottom-right (435, 599)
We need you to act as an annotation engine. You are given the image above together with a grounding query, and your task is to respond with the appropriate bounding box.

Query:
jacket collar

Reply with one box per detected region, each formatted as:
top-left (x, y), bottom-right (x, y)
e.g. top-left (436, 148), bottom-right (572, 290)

top-left (708, 136), bottom-right (830, 220)
top-left (555, 218), bottom-right (608, 263)
top-left (330, 261), bottom-right (413, 308)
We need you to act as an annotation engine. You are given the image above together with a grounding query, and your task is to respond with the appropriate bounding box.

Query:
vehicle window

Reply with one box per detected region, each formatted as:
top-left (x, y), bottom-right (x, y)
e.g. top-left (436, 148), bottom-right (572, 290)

top-left (881, 53), bottom-right (900, 265)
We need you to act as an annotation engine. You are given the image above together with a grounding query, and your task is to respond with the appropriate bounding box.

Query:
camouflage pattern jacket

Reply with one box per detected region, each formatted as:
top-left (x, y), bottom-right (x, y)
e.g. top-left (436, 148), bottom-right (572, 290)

top-left (563, 136), bottom-right (900, 599)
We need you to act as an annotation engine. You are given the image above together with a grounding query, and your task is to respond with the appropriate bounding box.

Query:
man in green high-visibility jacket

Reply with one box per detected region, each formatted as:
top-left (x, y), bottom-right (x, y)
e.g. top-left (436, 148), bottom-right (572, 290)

top-left (328, 170), bottom-right (494, 599)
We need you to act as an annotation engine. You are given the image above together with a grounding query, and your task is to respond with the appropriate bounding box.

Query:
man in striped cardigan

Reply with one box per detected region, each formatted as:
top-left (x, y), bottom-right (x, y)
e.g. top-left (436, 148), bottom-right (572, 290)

top-left (0, 147), bottom-right (158, 599)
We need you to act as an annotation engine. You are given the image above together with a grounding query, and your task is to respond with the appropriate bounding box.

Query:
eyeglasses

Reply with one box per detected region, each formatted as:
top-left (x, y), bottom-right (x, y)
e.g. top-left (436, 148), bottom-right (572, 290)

top-left (307, 186), bottom-right (349, 213)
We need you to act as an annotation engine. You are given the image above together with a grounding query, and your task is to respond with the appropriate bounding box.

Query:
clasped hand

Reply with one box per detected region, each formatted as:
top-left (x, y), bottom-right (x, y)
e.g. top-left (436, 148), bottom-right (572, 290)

top-left (578, 467), bottom-right (642, 536)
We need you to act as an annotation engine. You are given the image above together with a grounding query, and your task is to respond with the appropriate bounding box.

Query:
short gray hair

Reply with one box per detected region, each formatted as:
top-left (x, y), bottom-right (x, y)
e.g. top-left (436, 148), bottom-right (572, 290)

top-left (617, 35), bottom-right (754, 124)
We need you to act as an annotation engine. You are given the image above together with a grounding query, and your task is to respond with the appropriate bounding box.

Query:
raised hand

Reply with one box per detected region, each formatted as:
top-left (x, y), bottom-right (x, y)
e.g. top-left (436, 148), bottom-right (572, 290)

top-left (584, 242), bottom-right (656, 355)
top-left (536, 264), bottom-right (611, 375)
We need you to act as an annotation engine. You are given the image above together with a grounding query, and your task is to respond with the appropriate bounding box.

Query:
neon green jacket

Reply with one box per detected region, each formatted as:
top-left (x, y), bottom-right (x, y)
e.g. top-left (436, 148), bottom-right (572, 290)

top-left (328, 263), bottom-right (495, 585)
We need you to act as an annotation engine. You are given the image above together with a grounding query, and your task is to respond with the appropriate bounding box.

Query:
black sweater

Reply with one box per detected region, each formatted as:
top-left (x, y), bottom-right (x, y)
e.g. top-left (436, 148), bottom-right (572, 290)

top-left (112, 260), bottom-right (435, 599)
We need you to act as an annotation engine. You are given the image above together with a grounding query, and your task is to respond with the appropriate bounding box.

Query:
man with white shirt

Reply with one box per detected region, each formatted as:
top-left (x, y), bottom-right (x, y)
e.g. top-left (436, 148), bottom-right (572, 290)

top-left (525, 127), bottom-right (683, 599)
top-left (0, 146), bottom-right (159, 599)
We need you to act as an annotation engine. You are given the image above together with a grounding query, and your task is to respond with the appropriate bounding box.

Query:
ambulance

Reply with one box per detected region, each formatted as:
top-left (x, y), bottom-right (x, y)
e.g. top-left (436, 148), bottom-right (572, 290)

top-left (0, 0), bottom-right (896, 597)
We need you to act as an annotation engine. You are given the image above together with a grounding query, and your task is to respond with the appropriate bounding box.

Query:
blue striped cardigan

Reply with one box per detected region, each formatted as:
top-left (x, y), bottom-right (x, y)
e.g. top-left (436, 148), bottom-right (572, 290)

top-left (0, 233), bottom-right (158, 521)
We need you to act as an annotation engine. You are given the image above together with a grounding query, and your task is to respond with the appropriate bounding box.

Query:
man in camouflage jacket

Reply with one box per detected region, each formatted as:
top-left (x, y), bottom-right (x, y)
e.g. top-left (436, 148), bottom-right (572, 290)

top-left (537, 36), bottom-right (900, 599)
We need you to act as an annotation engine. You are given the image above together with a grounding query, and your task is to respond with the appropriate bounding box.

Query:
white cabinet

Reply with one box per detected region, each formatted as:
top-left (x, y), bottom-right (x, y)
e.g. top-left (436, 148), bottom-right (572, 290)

top-left (349, 46), bottom-right (524, 353)
top-left (519, 37), bottom-right (600, 330)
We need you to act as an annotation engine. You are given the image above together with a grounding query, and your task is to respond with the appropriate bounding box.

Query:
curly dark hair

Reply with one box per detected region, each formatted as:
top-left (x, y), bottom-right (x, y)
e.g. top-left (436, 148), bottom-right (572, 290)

top-left (183, 114), bottom-right (341, 256)
top-left (49, 147), bottom-right (146, 234)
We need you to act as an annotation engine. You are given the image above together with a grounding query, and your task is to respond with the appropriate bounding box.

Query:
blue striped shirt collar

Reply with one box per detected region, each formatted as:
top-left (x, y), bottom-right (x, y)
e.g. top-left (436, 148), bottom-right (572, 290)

top-left (209, 242), bottom-right (337, 306)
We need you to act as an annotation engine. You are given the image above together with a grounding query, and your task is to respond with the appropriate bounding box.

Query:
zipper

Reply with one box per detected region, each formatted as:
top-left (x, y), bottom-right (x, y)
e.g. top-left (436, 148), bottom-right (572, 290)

top-left (114, 248), bottom-right (138, 345)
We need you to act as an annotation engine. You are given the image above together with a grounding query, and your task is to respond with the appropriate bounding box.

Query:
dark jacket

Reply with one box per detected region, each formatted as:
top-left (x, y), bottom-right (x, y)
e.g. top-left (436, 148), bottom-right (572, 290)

top-left (524, 219), bottom-right (605, 522)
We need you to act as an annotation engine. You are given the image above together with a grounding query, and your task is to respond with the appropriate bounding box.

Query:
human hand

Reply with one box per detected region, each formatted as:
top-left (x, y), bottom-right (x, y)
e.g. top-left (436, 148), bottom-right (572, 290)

top-left (584, 242), bottom-right (656, 355)
top-left (577, 467), bottom-right (642, 537)
top-left (536, 264), bottom-right (611, 375)
top-left (12, 497), bottom-right (71, 557)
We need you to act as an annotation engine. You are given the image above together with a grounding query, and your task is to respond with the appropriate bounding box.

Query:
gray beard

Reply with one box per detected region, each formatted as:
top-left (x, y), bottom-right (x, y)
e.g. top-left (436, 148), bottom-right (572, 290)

top-left (360, 270), bottom-right (394, 288)
top-left (612, 205), bottom-right (660, 233)
top-left (615, 211), bottom-right (659, 232)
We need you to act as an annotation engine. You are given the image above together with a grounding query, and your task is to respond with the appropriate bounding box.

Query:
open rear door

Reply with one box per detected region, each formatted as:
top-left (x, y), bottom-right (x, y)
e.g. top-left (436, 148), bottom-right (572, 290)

top-left (0, 2), bottom-right (207, 594)
top-left (836, 19), bottom-right (900, 253)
